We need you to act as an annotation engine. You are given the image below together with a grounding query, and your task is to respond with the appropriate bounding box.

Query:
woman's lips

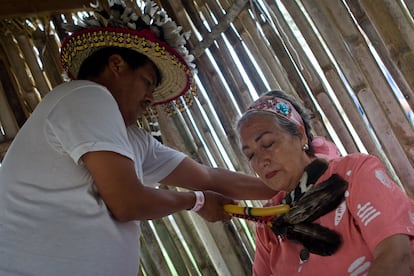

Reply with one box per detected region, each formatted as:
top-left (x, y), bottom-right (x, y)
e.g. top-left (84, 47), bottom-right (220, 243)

top-left (265, 171), bottom-right (277, 179)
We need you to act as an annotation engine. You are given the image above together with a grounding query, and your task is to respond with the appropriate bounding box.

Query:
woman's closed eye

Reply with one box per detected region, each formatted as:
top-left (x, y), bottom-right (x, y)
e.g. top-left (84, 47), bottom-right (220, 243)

top-left (244, 142), bottom-right (274, 160)
top-left (247, 153), bottom-right (254, 161)
top-left (263, 142), bottom-right (274, 148)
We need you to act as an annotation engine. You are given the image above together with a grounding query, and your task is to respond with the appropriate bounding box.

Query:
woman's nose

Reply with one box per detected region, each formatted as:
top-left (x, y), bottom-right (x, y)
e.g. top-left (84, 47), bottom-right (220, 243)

top-left (253, 154), bottom-right (270, 170)
top-left (261, 158), bottom-right (270, 168)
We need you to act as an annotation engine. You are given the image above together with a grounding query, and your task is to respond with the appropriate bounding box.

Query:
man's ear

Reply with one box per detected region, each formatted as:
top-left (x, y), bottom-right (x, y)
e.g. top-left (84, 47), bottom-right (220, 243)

top-left (107, 54), bottom-right (126, 75)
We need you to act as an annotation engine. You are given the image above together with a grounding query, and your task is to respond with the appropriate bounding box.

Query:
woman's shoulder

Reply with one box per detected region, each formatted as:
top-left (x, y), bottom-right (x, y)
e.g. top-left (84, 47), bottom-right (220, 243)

top-left (330, 152), bottom-right (380, 170)
top-left (325, 153), bottom-right (391, 192)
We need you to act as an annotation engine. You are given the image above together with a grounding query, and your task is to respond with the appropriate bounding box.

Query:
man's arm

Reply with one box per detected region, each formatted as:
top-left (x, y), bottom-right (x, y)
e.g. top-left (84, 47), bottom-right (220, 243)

top-left (82, 151), bottom-right (233, 222)
top-left (160, 157), bottom-right (276, 200)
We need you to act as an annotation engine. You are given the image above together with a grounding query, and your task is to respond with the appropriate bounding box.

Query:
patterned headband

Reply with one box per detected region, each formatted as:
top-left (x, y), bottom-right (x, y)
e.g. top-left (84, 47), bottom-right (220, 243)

top-left (246, 96), bottom-right (304, 127)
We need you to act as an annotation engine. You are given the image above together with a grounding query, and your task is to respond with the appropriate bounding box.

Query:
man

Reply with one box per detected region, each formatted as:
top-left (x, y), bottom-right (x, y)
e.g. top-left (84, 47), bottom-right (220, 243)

top-left (0, 1), bottom-right (274, 275)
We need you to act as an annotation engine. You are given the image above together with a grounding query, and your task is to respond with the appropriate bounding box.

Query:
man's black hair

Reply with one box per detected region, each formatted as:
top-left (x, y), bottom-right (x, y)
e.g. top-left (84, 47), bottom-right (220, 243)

top-left (77, 47), bottom-right (160, 84)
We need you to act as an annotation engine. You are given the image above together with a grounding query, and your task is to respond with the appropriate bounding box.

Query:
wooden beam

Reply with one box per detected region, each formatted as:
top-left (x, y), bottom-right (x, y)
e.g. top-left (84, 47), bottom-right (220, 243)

top-left (0, 0), bottom-right (91, 18)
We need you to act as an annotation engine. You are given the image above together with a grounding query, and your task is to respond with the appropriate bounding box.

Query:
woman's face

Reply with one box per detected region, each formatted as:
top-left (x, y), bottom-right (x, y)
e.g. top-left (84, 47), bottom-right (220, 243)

top-left (239, 114), bottom-right (313, 192)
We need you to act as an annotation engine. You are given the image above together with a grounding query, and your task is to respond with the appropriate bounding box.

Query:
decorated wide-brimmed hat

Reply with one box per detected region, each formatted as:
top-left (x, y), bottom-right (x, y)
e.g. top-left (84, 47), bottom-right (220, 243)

top-left (60, 0), bottom-right (196, 108)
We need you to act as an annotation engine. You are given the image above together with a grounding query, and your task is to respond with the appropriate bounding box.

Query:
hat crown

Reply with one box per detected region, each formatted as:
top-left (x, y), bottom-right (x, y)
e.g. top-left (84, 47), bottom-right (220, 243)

top-left (62, 0), bottom-right (195, 73)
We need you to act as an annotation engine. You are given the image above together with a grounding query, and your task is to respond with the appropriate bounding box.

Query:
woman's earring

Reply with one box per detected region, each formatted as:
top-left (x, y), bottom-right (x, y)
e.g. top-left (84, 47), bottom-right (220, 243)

top-left (303, 144), bottom-right (309, 151)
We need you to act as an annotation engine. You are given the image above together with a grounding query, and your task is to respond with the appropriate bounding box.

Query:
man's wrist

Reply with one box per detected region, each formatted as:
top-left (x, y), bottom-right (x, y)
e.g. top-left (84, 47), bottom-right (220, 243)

top-left (189, 191), bottom-right (205, 212)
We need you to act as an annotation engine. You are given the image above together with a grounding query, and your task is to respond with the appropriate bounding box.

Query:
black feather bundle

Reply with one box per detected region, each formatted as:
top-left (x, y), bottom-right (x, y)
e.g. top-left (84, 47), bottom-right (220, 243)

top-left (286, 174), bottom-right (348, 224)
top-left (271, 159), bottom-right (348, 256)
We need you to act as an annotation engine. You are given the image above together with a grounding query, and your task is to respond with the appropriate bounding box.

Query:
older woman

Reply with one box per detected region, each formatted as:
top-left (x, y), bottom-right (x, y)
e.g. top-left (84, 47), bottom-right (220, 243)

top-left (237, 90), bottom-right (414, 275)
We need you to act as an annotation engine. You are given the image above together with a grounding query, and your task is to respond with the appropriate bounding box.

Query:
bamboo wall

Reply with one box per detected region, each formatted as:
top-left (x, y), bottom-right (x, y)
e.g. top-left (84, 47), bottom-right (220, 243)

top-left (0, 0), bottom-right (413, 275)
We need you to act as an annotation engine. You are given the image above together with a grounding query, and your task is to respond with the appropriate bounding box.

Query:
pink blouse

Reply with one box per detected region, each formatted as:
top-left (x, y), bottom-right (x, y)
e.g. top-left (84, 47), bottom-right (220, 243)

top-left (253, 153), bottom-right (414, 275)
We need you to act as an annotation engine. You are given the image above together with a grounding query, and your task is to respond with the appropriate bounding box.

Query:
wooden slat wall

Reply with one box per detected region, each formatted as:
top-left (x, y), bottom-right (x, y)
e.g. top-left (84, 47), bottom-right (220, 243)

top-left (0, 0), bottom-right (413, 275)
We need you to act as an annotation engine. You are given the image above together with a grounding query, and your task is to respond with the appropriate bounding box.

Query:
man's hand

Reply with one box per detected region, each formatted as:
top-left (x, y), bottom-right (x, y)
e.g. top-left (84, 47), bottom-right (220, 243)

top-left (195, 191), bottom-right (235, 222)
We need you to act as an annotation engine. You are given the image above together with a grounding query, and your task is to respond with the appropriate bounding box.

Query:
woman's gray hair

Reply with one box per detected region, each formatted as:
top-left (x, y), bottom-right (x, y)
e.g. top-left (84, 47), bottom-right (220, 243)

top-left (236, 90), bottom-right (315, 156)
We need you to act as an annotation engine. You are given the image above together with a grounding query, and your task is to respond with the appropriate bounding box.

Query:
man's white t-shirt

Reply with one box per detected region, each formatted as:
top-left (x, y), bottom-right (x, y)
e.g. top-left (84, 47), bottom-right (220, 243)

top-left (0, 80), bottom-right (185, 275)
top-left (127, 124), bottom-right (186, 187)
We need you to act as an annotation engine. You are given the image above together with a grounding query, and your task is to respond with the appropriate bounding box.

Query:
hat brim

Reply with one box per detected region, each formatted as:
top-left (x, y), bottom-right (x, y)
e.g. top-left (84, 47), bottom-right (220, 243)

top-left (60, 27), bottom-right (192, 105)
